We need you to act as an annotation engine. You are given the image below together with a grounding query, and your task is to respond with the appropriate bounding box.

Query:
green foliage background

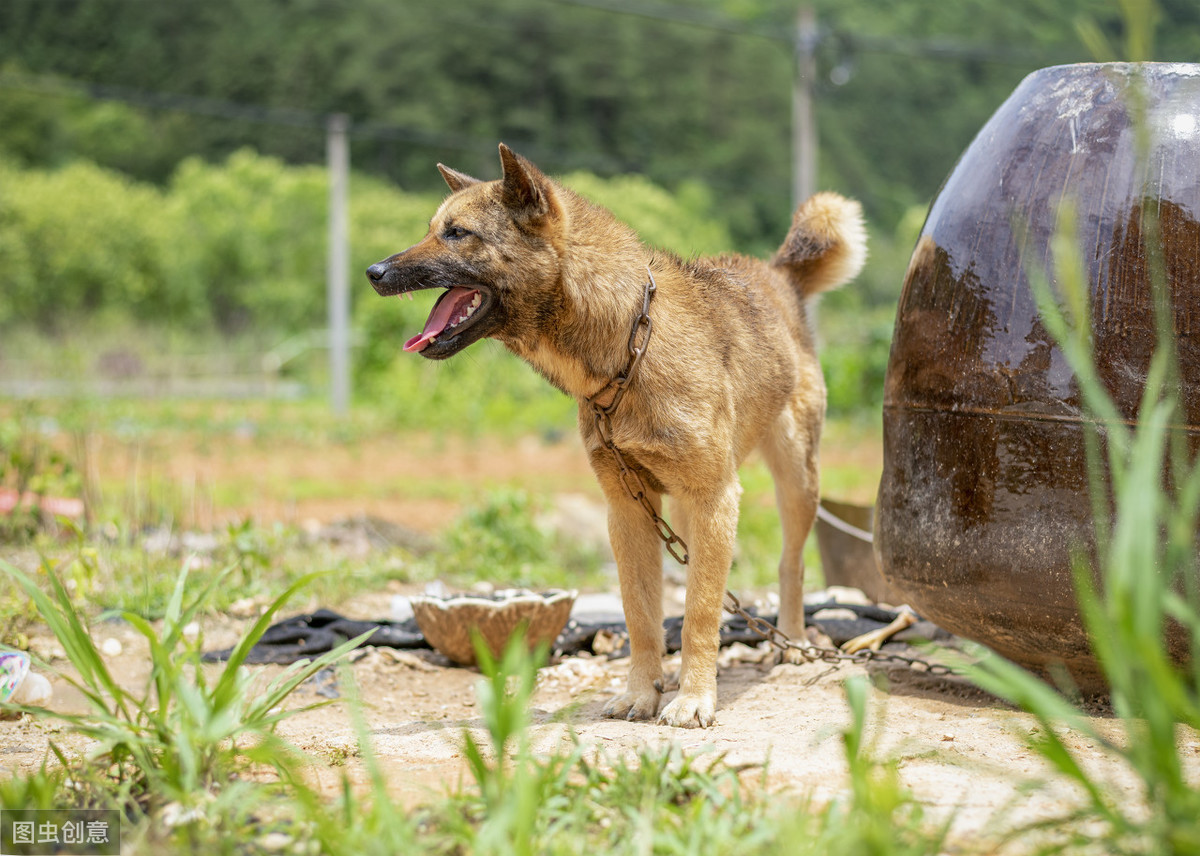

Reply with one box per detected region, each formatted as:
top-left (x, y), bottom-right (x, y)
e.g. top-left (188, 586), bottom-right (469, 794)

top-left (4, 0), bottom-right (1195, 233)
top-left (0, 0), bottom-right (1196, 420)
top-left (0, 148), bottom-right (753, 424)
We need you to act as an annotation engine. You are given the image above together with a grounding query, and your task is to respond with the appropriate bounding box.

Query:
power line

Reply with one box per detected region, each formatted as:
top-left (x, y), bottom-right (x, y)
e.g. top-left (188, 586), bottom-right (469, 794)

top-left (836, 31), bottom-right (1054, 65)
top-left (0, 70), bottom-right (503, 154)
top-left (557, 0), bottom-right (787, 42)
top-left (0, 70), bottom-right (325, 129)
top-left (557, 0), bottom-right (1056, 66)
top-left (0, 70), bottom-right (638, 178)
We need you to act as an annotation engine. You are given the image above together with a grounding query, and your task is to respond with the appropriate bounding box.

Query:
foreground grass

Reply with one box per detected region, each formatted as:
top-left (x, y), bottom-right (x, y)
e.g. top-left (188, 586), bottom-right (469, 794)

top-left (0, 555), bottom-right (951, 856)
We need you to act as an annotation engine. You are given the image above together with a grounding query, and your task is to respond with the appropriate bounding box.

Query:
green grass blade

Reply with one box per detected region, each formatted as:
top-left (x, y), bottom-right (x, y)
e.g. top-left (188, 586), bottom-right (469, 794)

top-left (0, 557), bottom-right (131, 721)
top-left (211, 570), bottom-right (328, 706)
top-left (245, 630), bottom-right (375, 721)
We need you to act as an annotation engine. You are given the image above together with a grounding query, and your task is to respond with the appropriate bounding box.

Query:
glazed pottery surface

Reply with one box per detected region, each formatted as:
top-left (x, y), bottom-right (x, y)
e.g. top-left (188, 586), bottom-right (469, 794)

top-left (876, 63), bottom-right (1200, 689)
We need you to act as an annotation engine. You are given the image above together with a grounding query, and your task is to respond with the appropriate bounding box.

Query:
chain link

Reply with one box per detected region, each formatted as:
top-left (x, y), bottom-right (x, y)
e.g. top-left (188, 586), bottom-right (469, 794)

top-left (589, 269), bottom-right (956, 678)
top-left (587, 269), bottom-right (689, 565)
top-left (723, 591), bottom-right (959, 676)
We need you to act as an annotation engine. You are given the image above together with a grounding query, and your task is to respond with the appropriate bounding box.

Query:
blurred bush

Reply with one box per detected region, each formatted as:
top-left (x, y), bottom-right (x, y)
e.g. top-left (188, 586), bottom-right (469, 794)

top-left (0, 160), bottom-right (175, 329)
top-left (0, 148), bottom-right (900, 423)
top-left (819, 301), bottom-right (895, 420)
top-left (0, 150), bottom-right (439, 335)
top-left (559, 172), bottom-right (732, 257)
top-left (168, 152), bottom-right (326, 332)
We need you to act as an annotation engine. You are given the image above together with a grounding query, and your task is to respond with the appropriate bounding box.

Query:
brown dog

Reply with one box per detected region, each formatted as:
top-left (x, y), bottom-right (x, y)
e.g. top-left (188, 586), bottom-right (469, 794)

top-left (367, 144), bottom-right (866, 727)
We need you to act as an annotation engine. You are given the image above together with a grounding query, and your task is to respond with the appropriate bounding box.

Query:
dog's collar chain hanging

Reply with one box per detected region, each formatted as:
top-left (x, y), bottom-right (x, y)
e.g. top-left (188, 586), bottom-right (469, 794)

top-left (586, 269), bottom-right (960, 677)
top-left (586, 269), bottom-right (689, 565)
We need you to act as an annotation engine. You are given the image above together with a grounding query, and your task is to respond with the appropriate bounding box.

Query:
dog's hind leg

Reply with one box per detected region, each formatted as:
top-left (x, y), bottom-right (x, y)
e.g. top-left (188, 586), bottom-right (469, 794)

top-left (597, 476), bottom-right (667, 721)
top-left (760, 400), bottom-right (822, 648)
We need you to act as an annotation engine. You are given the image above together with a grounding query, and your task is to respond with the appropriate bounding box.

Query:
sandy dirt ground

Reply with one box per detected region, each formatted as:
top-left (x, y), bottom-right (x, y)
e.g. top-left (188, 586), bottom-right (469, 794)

top-left (7, 583), bottom-right (1191, 852)
top-left (5, 428), bottom-right (1198, 851)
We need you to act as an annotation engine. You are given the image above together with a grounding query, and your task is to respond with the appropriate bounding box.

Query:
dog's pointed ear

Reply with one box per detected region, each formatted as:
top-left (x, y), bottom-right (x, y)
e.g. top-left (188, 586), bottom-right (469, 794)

top-left (437, 163), bottom-right (481, 193)
top-left (498, 143), bottom-right (558, 221)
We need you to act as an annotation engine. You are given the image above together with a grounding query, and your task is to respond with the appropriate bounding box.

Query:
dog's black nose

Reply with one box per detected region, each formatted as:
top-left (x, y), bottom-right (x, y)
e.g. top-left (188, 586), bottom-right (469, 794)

top-left (366, 262), bottom-right (389, 284)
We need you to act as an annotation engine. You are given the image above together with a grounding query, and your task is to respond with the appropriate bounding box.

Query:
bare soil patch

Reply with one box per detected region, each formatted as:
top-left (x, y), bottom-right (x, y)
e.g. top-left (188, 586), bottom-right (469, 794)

top-left (82, 422), bottom-right (882, 532)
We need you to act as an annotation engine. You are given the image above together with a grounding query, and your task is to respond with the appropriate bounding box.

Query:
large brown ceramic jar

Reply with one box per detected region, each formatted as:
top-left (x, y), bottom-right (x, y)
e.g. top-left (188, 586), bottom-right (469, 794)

top-left (876, 63), bottom-right (1200, 690)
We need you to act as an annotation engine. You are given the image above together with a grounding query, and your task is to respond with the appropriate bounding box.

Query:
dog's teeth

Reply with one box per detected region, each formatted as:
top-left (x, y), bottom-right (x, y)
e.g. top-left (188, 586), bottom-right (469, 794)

top-left (448, 294), bottom-right (482, 328)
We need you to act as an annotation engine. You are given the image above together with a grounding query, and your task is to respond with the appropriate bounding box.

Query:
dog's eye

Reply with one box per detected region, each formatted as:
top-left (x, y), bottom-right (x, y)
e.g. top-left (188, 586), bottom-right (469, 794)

top-left (443, 225), bottom-right (471, 241)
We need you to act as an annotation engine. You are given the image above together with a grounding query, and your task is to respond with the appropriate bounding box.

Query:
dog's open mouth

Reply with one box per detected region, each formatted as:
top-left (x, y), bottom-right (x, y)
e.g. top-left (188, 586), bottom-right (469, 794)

top-left (403, 286), bottom-right (491, 354)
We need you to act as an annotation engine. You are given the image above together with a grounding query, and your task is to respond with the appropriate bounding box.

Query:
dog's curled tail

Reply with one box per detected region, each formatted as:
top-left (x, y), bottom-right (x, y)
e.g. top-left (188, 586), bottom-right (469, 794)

top-left (771, 192), bottom-right (868, 298)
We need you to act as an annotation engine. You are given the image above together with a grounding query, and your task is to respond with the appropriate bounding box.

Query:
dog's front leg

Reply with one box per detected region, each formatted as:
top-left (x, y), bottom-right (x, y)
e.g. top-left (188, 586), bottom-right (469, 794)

top-left (658, 479), bottom-right (740, 728)
top-left (599, 482), bottom-right (666, 721)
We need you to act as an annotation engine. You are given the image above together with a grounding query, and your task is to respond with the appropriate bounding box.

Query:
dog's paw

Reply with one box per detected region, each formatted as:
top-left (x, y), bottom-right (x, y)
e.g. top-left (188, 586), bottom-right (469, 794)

top-left (603, 688), bottom-right (661, 721)
top-left (657, 692), bottom-right (716, 728)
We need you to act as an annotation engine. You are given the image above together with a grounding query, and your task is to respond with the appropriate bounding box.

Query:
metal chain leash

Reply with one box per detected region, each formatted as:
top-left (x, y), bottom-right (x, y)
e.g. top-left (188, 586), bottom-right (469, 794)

top-left (722, 591), bottom-right (960, 677)
top-left (586, 269), bottom-right (689, 565)
top-left (588, 268), bottom-right (958, 677)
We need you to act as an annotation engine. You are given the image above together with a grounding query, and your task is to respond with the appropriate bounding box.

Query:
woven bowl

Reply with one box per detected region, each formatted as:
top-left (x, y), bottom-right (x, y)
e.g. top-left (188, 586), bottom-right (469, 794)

top-left (409, 590), bottom-right (576, 666)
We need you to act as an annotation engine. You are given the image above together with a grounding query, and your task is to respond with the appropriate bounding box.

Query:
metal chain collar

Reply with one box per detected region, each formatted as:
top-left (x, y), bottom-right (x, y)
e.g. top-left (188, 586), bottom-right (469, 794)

top-left (587, 269), bottom-right (957, 677)
top-left (586, 269), bottom-right (689, 565)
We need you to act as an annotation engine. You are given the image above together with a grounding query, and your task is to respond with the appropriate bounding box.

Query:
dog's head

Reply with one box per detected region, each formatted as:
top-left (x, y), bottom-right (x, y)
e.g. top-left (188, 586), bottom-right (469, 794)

top-left (366, 143), bottom-right (565, 360)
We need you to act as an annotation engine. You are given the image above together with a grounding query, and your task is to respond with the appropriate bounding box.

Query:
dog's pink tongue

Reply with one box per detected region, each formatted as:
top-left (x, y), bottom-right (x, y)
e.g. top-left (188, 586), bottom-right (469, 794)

top-left (404, 287), bottom-right (478, 353)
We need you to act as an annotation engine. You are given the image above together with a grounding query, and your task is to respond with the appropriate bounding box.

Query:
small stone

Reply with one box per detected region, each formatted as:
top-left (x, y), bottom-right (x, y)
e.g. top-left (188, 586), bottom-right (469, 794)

top-left (259, 832), bottom-right (294, 851)
top-left (228, 597), bottom-right (260, 618)
top-left (822, 586), bottom-right (872, 606)
top-left (592, 629), bottom-right (624, 656)
top-left (160, 801), bottom-right (205, 828)
top-left (718, 642), bottom-right (770, 667)
top-left (100, 638), bottom-right (123, 657)
top-left (390, 595), bottom-right (414, 622)
top-left (12, 672), bottom-right (51, 707)
top-left (370, 648), bottom-right (439, 672)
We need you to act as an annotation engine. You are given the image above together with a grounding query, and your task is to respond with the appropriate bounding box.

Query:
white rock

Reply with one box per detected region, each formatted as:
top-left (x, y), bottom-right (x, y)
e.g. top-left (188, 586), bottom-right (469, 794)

top-left (229, 597), bottom-right (260, 618)
top-left (259, 832), bottom-right (294, 851)
top-left (12, 672), bottom-right (51, 707)
top-left (390, 595), bottom-right (414, 622)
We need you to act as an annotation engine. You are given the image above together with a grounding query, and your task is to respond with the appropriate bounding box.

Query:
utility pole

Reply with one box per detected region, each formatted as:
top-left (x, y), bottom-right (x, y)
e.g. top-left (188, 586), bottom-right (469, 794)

top-left (792, 6), bottom-right (817, 208)
top-left (326, 113), bottom-right (351, 416)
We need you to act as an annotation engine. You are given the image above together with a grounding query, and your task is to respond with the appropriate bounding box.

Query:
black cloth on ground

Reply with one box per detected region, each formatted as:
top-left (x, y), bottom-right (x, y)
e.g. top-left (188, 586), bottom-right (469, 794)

top-left (203, 602), bottom-right (908, 666)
